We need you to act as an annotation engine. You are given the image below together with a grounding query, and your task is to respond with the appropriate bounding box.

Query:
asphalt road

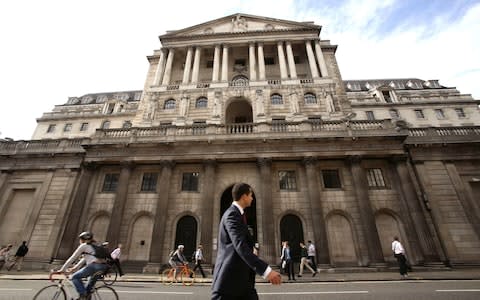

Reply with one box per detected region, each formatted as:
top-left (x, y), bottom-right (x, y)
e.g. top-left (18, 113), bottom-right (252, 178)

top-left (1, 280), bottom-right (480, 300)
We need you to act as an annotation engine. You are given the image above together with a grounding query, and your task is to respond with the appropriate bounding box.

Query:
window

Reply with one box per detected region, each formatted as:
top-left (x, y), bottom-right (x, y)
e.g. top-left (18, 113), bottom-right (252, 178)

top-left (206, 60), bottom-right (213, 68)
top-left (106, 103), bottom-right (115, 114)
top-left (102, 173), bottom-right (119, 192)
top-left (101, 121), bottom-right (110, 129)
top-left (122, 121), bottom-right (132, 128)
top-left (63, 123), bottom-right (72, 132)
top-left (389, 109), bottom-right (400, 118)
top-left (293, 56), bottom-right (301, 63)
top-left (322, 169), bottom-right (341, 188)
top-left (46, 124), bottom-right (56, 133)
top-left (434, 109), bottom-right (445, 119)
top-left (414, 109), bottom-right (425, 119)
top-left (366, 111), bottom-right (375, 120)
top-left (234, 59), bottom-right (246, 66)
top-left (455, 108), bottom-right (466, 118)
top-left (279, 171), bottom-right (297, 190)
top-left (271, 93), bottom-right (283, 105)
top-left (196, 97), bottom-right (208, 108)
top-left (264, 57), bottom-right (275, 65)
top-left (141, 172), bottom-right (158, 192)
top-left (164, 99), bottom-right (176, 110)
top-left (304, 93), bottom-right (317, 104)
top-left (382, 91), bottom-right (392, 103)
top-left (80, 123), bottom-right (89, 131)
top-left (182, 172), bottom-right (199, 191)
top-left (367, 168), bottom-right (386, 188)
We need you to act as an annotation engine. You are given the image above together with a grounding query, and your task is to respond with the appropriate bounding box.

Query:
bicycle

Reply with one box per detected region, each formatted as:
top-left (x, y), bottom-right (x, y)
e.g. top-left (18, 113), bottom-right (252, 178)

top-left (161, 263), bottom-right (195, 286)
top-left (100, 262), bottom-right (118, 286)
top-left (32, 271), bottom-right (119, 300)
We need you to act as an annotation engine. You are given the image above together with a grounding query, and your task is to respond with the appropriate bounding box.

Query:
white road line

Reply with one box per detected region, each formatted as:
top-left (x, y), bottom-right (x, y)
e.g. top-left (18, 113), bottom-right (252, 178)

top-left (0, 288), bottom-right (32, 291)
top-left (116, 290), bottom-right (194, 295)
top-left (259, 291), bottom-right (369, 295)
top-left (436, 289), bottom-right (480, 292)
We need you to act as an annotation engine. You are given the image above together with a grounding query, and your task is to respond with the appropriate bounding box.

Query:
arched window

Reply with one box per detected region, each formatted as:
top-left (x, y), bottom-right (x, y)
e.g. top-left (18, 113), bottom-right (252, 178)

top-left (304, 93), bottom-right (317, 104)
top-left (271, 93), bottom-right (283, 105)
top-left (231, 75), bottom-right (249, 87)
top-left (122, 121), bottom-right (132, 128)
top-left (164, 99), bottom-right (176, 110)
top-left (389, 109), bottom-right (400, 119)
top-left (101, 121), bottom-right (110, 129)
top-left (196, 97), bottom-right (208, 108)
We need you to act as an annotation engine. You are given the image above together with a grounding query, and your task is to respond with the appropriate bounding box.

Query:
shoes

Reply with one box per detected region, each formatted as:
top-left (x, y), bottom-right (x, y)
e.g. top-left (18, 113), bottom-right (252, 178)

top-left (313, 272), bottom-right (317, 277)
top-left (298, 274), bottom-right (302, 277)
top-left (120, 273), bottom-right (125, 276)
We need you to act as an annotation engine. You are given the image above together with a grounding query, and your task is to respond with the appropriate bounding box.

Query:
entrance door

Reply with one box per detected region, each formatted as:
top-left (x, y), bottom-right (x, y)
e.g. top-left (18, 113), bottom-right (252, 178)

top-left (175, 216), bottom-right (197, 261)
top-left (280, 214), bottom-right (304, 261)
top-left (220, 185), bottom-right (257, 242)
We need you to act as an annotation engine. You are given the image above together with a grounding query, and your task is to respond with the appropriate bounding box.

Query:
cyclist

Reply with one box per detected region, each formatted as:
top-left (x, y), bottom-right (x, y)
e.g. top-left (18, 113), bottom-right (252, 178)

top-left (53, 231), bottom-right (109, 300)
top-left (168, 244), bottom-right (188, 278)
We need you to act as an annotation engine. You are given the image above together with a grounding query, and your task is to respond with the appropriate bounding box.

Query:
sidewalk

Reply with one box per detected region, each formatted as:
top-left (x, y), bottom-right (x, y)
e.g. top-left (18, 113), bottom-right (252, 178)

top-left (1, 268), bottom-right (480, 283)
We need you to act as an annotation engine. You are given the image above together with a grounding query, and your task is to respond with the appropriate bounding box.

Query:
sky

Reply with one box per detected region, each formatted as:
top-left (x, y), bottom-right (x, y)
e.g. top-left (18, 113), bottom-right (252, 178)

top-left (0, 0), bottom-right (479, 140)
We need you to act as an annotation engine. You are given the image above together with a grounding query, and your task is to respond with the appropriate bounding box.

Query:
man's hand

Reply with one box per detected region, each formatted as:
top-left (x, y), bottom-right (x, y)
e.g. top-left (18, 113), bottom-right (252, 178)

top-left (266, 270), bottom-right (282, 285)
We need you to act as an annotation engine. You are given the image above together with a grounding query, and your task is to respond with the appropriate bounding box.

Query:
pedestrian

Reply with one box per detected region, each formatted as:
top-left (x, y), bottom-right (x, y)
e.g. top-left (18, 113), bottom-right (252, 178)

top-left (193, 244), bottom-right (206, 278)
top-left (298, 242), bottom-right (317, 277)
top-left (52, 232), bottom-right (109, 300)
top-left (110, 243), bottom-right (125, 276)
top-left (7, 241), bottom-right (29, 271)
top-left (280, 241), bottom-right (295, 281)
top-left (212, 182), bottom-right (281, 299)
top-left (392, 236), bottom-right (408, 278)
top-left (0, 244), bottom-right (13, 271)
top-left (307, 240), bottom-right (318, 272)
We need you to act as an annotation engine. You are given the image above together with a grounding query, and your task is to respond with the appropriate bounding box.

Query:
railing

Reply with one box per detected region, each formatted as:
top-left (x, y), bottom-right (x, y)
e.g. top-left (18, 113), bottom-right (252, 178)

top-left (406, 126), bottom-right (480, 144)
top-left (0, 139), bottom-right (86, 154)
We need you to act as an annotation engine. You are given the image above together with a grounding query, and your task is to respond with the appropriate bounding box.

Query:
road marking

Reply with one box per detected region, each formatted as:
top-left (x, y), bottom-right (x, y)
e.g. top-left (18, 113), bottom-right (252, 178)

top-left (436, 289), bottom-right (480, 292)
top-left (116, 290), bottom-right (194, 295)
top-left (259, 291), bottom-right (368, 295)
top-left (0, 288), bottom-right (32, 291)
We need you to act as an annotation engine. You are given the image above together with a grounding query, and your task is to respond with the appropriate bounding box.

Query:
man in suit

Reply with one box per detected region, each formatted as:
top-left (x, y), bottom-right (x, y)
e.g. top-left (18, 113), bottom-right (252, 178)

top-left (212, 183), bottom-right (282, 299)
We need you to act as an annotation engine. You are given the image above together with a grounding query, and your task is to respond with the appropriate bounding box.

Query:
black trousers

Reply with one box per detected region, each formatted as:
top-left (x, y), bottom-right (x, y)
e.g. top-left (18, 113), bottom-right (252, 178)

top-left (193, 260), bottom-right (206, 277)
top-left (307, 255), bottom-right (317, 271)
top-left (212, 289), bottom-right (258, 300)
top-left (395, 253), bottom-right (408, 275)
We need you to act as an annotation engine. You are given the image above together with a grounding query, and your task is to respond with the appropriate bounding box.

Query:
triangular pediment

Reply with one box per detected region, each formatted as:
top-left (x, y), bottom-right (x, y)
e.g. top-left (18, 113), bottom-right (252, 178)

top-left (161, 13), bottom-right (320, 38)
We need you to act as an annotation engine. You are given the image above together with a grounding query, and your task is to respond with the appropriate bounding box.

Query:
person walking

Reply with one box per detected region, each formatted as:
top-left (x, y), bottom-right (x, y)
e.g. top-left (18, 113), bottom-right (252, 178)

top-left (192, 245), bottom-right (206, 278)
top-left (298, 242), bottom-right (316, 277)
top-left (392, 236), bottom-right (408, 278)
top-left (0, 244), bottom-right (13, 271)
top-left (110, 243), bottom-right (125, 276)
top-left (212, 182), bottom-right (281, 299)
top-left (280, 241), bottom-right (295, 281)
top-left (307, 240), bottom-right (318, 273)
top-left (7, 241), bottom-right (29, 271)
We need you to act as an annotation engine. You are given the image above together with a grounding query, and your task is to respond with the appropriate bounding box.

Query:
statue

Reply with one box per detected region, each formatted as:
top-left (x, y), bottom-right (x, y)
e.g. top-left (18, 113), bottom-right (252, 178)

top-left (212, 92), bottom-right (221, 117)
top-left (255, 90), bottom-right (265, 116)
top-left (231, 15), bottom-right (248, 32)
top-left (289, 89), bottom-right (300, 114)
top-left (179, 95), bottom-right (189, 117)
top-left (325, 93), bottom-right (336, 113)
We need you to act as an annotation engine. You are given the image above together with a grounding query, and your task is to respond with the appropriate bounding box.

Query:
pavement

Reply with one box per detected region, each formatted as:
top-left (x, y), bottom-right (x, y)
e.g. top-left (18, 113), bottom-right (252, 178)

top-left (1, 267), bottom-right (480, 283)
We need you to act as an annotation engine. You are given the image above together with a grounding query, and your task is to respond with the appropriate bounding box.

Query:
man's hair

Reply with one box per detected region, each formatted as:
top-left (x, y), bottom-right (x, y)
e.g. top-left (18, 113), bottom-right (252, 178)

top-left (232, 183), bottom-right (252, 201)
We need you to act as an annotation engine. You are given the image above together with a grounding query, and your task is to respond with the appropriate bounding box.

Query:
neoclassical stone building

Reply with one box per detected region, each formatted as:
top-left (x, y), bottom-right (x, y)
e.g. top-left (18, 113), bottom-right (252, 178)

top-left (1, 14), bottom-right (479, 272)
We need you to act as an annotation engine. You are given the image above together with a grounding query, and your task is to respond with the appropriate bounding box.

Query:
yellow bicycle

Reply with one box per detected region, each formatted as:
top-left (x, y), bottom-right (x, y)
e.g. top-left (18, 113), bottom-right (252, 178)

top-left (161, 263), bottom-right (195, 286)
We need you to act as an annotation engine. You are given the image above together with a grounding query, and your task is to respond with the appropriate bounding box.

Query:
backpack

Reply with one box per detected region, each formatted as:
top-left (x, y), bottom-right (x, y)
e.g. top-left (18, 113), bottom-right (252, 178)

top-left (87, 243), bottom-right (112, 261)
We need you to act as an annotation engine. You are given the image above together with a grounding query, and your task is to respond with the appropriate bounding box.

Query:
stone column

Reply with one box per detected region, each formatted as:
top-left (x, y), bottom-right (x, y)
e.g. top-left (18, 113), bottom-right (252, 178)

top-left (182, 47), bottom-right (193, 84)
top-left (0, 171), bottom-right (10, 198)
top-left (55, 165), bottom-right (95, 259)
top-left (106, 163), bottom-right (134, 248)
top-left (303, 157), bottom-right (330, 264)
top-left (161, 48), bottom-right (175, 86)
top-left (305, 40), bottom-right (319, 78)
top-left (249, 43), bottom-right (257, 81)
top-left (212, 45), bottom-right (221, 82)
top-left (221, 45), bottom-right (229, 82)
top-left (314, 40), bottom-right (329, 77)
top-left (200, 160), bottom-right (216, 263)
top-left (277, 42), bottom-right (288, 79)
top-left (393, 156), bottom-right (440, 262)
top-left (285, 41), bottom-right (297, 79)
top-left (148, 161), bottom-right (175, 265)
top-left (257, 43), bottom-right (266, 80)
top-left (349, 156), bottom-right (385, 265)
top-left (257, 158), bottom-right (276, 264)
top-left (191, 46), bottom-right (202, 83)
top-left (153, 48), bottom-right (166, 86)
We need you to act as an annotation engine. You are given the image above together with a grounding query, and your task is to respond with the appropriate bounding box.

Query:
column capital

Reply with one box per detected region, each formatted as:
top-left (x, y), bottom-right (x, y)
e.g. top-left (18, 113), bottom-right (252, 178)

top-left (203, 159), bottom-right (217, 168)
top-left (389, 154), bottom-right (408, 163)
top-left (120, 161), bottom-right (136, 170)
top-left (348, 155), bottom-right (363, 164)
top-left (222, 43), bottom-right (230, 49)
top-left (257, 42), bottom-right (264, 47)
top-left (256, 157), bottom-right (272, 168)
top-left (303, 156), bottom-right (318, 166)
top-left (160, 160), bottom-right (176, 169)
top-left (276, 41), bottom-right (284, 46)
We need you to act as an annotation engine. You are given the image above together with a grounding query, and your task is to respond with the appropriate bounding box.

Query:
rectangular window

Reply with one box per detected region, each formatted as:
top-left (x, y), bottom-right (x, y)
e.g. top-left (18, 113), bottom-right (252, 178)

top-left (366, 168), bottom-right (386, 188)
top-left (63, 123), bottom-right (72, 132)
top-left (455, 108), bottom-right (466, 118)
top-left (80, 123), bottom-right (89, 131)
top-left (264, 57), bottom-right (275, 65)
top-left (234, 59), bottom-right (246, 66)
top-left (279, 171), bottom-right (297, 190)
top-left (46, 124), bottom-right (56, 133)
top-left (382, 91), bottom-right (392, 103)
top-left (434, 109), bottom-right (445, 119)
top-left (322, 169), bottom-right (342, 188)
top-left (366, 111), bottom-right (375, 120)
top-left (102, 173), bottom-right (119, 192)
top-left (141, 172), bottom-right (158, 192)
top-left (182, 172), bottom-right (199, 191)
top-left (206, 60), bottom-right (213, 68)
top-left (106, 103), bottom-right (115, 114)
top-left (414, 109), bottom-right (425, 119)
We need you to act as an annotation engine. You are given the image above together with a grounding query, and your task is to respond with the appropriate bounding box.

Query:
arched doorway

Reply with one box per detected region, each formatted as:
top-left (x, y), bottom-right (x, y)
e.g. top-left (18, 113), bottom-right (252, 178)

top-left (280, 214), bottom-right (304, 261)
top-left (225, 98), bottom-right (253, 124)
top-left (128, 215), bottom-right (153, 261)
top-left (175, 216), bottom-right (197, 261)
top-left (220, 185), bottom-right (257, 242)
top-left (90, 213), bottom-right (109, 243)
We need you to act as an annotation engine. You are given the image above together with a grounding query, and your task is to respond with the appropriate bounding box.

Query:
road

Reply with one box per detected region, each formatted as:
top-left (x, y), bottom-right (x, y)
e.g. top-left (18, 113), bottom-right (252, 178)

top-left (1, 280), bottom-right (480, 299)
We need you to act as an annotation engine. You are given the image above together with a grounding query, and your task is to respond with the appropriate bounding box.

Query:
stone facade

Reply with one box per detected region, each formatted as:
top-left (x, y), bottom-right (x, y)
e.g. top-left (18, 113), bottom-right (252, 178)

top-left (1, 14), bottom-right (479, 272)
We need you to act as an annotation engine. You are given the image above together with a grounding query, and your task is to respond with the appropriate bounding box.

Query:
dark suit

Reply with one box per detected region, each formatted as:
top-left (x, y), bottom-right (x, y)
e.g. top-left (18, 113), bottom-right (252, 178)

top-left (212, 204), bottom-right (268, 300)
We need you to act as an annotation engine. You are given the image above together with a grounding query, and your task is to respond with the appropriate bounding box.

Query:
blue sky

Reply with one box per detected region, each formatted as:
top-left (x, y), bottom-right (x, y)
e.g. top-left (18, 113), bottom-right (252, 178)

top-left (0, 0), bottom-right (479, 140)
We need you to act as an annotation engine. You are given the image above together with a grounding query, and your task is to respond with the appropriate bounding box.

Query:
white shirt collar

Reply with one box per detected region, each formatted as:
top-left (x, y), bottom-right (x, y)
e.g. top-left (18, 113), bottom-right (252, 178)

top-left (232, 201), bottom-right (244, 215)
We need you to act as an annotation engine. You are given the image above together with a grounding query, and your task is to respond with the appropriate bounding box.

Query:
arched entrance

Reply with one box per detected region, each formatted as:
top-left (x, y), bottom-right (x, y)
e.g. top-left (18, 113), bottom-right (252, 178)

top-left (175, 216), bottom-right (197, 261)
top-left (225, 97), bottom-right (253, 124)
top-left (280, 214), bottom-right (304, 261)
top-left (220, 185), bottom-right (257, 242)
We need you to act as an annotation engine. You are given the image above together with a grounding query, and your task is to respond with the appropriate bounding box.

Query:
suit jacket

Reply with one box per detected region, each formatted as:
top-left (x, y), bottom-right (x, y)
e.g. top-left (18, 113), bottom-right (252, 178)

top-left (212, 204), bottom-right (268, 295)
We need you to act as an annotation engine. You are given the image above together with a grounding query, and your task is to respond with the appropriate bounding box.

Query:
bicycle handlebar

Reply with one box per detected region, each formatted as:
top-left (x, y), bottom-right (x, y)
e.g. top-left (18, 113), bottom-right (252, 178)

top-left (49, 271), bottom-right (66, 282)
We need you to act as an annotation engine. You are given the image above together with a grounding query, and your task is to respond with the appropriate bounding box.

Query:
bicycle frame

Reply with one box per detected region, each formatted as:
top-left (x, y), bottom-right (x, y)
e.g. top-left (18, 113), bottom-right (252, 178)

top-left (47, 272), bottom-right (79, 299)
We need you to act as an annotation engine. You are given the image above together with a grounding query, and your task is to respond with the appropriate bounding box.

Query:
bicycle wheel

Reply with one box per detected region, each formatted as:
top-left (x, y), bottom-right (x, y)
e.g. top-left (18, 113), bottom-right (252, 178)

top-left (161, 268), bottom-right (175, 285)
top-left (33, 284), bottom-right (66, 300)
top-left (102, 265), bottom-right (118, 286)
top-left (181, 268), bottom-right (195, 286)
top-left (90, 285), bottom-right (119, 300)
